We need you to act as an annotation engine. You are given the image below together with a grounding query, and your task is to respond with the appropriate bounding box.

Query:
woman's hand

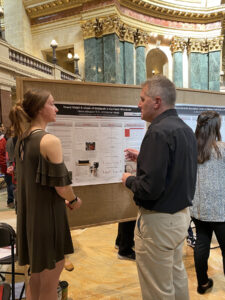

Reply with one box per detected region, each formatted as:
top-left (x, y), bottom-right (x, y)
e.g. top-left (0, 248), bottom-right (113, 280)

top-left (65, 197), bottom-right (82, 210)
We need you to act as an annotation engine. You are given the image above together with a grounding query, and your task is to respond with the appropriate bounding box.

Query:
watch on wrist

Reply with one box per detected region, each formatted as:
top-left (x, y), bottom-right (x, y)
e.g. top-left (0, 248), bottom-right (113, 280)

top-left (69, 196), bottom-right (78, 205)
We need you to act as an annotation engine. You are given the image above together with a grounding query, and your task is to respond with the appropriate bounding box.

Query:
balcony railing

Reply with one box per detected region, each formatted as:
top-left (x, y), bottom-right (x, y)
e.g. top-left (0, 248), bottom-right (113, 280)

top-left (61, 71), bottom-right (76, 80)
top-left (9, 49), bottom-right (53, 75)
top-left (3, 41), bottom-right (81, 81)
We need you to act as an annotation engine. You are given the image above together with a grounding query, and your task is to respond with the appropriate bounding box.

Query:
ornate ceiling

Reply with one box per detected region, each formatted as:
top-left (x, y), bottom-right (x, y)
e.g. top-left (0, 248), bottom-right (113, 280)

top-left (23, 0), bottom-right (225, 24)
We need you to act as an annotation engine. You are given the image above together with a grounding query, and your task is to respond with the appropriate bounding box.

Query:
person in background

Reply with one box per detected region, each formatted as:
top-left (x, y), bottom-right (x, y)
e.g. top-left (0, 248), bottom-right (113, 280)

top-left (186, 222), bottom-right (196, 248)
top-left (122, 75), bottom-right (197, 300)
top-left (115, 221), bottom-right (135, 261)
top-left (11, 89), bottom-right (82, 300)
top-left (190, 110), bottom-right (225, 294)
top-left (0, 124), bottom-right (14, 208)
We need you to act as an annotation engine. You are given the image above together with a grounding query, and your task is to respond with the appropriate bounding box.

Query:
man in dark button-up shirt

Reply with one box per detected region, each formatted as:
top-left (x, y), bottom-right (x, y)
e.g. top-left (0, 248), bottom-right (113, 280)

top-left (122, 75), bottom-right (197, 300)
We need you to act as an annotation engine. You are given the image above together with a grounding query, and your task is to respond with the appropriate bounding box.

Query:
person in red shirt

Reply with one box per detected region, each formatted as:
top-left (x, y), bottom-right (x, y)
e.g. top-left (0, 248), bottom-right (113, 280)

top-left (0, 124), bottom-right (14, 208)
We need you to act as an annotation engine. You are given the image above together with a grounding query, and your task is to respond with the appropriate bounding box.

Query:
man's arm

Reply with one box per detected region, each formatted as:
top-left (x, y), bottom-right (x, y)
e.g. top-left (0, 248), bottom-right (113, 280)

top-left (123, 132), bottom-right (170, 201)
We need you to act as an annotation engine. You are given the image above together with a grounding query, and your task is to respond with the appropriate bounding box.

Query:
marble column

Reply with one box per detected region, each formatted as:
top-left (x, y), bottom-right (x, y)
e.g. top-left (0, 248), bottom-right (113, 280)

top-left (136, 46), bottom-right (146, 85)
top-left (124, 42), bottom-right (134, 84)
top-left (84, 38), bottom-right (100, 82)
top-left (187, 38), bottom-right (208, 90)
top-left (82, 17), bottom-right (148, 85)
top-left (119, 41), bottom-right (125, 84)
top-left (173, 52), bottom-right (183, 88)
top-left (187, 37), bottom-right (223, 91)
top-left (170, 37), bottom-right (186, 88)
top-left (189, 52), bottom-right (208, 90)
top-left (103, 34), bottom-right (122, 83)
top-left (208, 51), bottom-right (220, 91)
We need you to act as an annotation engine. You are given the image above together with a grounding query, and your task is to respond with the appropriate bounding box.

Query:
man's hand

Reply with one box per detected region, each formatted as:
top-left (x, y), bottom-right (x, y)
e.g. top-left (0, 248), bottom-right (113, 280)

top-left (122, 172), bottom-right (132, 185)
top-left (124, 148), bottom-right (139, 162)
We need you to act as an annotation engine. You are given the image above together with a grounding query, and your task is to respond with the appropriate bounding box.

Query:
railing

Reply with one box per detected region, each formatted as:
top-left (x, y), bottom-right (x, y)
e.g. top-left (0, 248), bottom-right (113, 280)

top-left (9, 49), bottom-right (53, 75)
top-left (0, 39), bottom-right (82, 82)
top-left (61, 71), bottom-right (76, 80)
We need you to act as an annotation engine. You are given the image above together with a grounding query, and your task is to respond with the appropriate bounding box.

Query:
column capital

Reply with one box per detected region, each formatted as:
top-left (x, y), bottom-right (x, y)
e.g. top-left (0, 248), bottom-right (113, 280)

top-left (208, 36), bottom-right (224, 52)
top-left (119, 23), bottom-right (135, 43)
top-left (134, 29), bottom-right (148, 48)
top-left (170, 37), bottom-right (186, 54)
top-left (81, 14), bottom-right (147, 45)
top-left (187, 38), bottom-right (208, 54)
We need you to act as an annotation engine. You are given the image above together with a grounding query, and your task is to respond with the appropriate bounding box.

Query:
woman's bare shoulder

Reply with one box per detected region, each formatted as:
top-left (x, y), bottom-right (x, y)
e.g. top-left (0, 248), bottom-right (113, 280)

top-left (40, 133), bottom-right (63, 163)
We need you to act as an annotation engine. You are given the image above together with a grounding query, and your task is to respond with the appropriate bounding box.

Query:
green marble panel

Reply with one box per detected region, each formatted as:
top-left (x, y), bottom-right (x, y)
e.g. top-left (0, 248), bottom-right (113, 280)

top-left (124, 42), bottom-right (134, 84)
top-left (136, 46), bottom-right (146, 85)
top-left (118, 41), bottom-right (124, 84)
top-left (96, 38), bottom-right (104, 82)
top-left (189, 53), bottom-right (208, 90)
top-left (209, 51), bottom-right (220, 91)
top-left (173, 52), bottom-right (183, 88)
top-left (84, 38), bottom-right (98, 82)
top-left (103, 34), bottom-right (117, 83)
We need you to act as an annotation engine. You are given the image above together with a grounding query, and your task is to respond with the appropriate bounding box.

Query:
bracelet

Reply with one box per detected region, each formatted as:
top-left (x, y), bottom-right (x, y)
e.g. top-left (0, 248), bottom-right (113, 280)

top-left (69, 196), bottom-right (78, 205)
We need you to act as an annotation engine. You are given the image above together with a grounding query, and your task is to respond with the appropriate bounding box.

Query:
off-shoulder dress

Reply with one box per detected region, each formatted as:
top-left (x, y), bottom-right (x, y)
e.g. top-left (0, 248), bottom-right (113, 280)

top-left (15, 129), bottom-right (73, 273)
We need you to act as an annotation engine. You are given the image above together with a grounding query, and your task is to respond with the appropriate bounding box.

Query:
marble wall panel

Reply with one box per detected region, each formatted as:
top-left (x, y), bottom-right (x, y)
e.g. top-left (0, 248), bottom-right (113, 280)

top-left (124, 42), bottom-right (134, 84)
top-left (189, 53), bottom-right (208, 90)
top-left (136, 46), bottom-right (146, 85)
top-left (84, 38), bottom-right (98, 82)
top-left (173, 52), bottom-right (183, 88)
top-left (209, 51), bottom-right (220, 91)
top-left (103, 34), bottom-right (117, 83)
top-left (96, 38), bottom-right (104, 83)
top-left (200, 53), bottom-right (209, 91)
top-left (117, 41), bottom-right (124, 84)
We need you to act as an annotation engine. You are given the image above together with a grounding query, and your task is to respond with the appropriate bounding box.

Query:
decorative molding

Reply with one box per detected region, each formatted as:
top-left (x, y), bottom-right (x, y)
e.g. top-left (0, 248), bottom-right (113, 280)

top-left (187, 38), bottom-right (208, 53)
top-left (119, 23), bottom-right (135, 43)
top-left (170, 36), bottom-right (186, 53)
top-left (25, 0), bottom-right (91, 19)
top-left (208, 36), bottom-right (224, 51)
top-left (186, 36), bottom-right (224, 54)
top-left (133, 29), bottom-right (148, 47)
top-left (81, 14), bottom-right (148, 45)
top-left (120, 0), bottom-right (225, 24)
top-left (25, 0), bottom-right (225, 24)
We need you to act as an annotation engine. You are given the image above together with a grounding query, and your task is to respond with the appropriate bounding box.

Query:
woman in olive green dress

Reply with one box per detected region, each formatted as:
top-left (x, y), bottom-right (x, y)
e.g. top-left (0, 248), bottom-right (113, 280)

top-left (11, 89), bottom-right (82, 300)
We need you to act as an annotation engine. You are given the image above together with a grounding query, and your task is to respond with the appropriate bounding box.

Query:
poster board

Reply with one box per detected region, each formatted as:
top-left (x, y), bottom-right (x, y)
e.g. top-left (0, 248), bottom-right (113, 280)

top-left (16, 78), bottom-right (225, 229)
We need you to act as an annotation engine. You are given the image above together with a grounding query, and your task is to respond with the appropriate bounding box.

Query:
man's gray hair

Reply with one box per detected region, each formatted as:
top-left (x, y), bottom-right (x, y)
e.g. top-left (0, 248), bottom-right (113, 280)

top-left (142, 75), bottom-right (176, 107)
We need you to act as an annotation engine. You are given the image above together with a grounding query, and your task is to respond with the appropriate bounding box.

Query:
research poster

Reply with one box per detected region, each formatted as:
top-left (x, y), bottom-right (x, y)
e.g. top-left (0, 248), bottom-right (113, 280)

top-left (47, 104), bottom-right (146, 186)
top-left (47, 103), bottom-right (225, 187)
top-left (176, 104), bottom-right (225, 141)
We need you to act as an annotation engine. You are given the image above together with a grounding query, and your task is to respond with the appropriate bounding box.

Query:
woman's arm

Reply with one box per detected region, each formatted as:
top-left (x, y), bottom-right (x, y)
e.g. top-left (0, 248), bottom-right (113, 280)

top-left (40, 134), bottom-right (82, 209)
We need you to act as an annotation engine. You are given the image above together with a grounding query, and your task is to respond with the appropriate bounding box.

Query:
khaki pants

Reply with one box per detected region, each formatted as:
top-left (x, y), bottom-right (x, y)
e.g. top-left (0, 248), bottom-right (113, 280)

top-left (135, 207), bottom-right (190, 300)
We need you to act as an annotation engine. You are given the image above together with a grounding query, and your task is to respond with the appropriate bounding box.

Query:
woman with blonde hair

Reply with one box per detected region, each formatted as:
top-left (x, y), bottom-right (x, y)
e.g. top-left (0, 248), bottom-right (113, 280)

top-left (191, 110), bottom-right (225, 294)
top-left (11, 89), bottom-right (82, 300)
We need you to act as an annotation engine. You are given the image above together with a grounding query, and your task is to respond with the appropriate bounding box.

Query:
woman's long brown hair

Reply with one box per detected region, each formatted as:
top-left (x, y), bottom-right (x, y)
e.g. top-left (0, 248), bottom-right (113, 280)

top-left (195, 110), bottom-right (222, 164)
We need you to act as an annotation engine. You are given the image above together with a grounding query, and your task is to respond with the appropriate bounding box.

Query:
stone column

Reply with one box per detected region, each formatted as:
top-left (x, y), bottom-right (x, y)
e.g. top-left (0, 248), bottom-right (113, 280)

top-left (84, 38), bottom-right (99, 82)
top-left (170, 37), bottom-right (186, 88)
top-left (0, 88), bottom-right (11, 128)
top-left (82, 16), bottom-right (148, 85)
top-left (103, 34), bottom-right (121, 83)
top-left (208, 37), bottom-right (223, 91)
top-left (187, 38), bottom-right (208, 90)
top-left (82, 16), bottom-right (122, 83)
top-left (124, 41), bottom-right (134, 84)
top-left (135, 30), bottom-right (147, 85)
